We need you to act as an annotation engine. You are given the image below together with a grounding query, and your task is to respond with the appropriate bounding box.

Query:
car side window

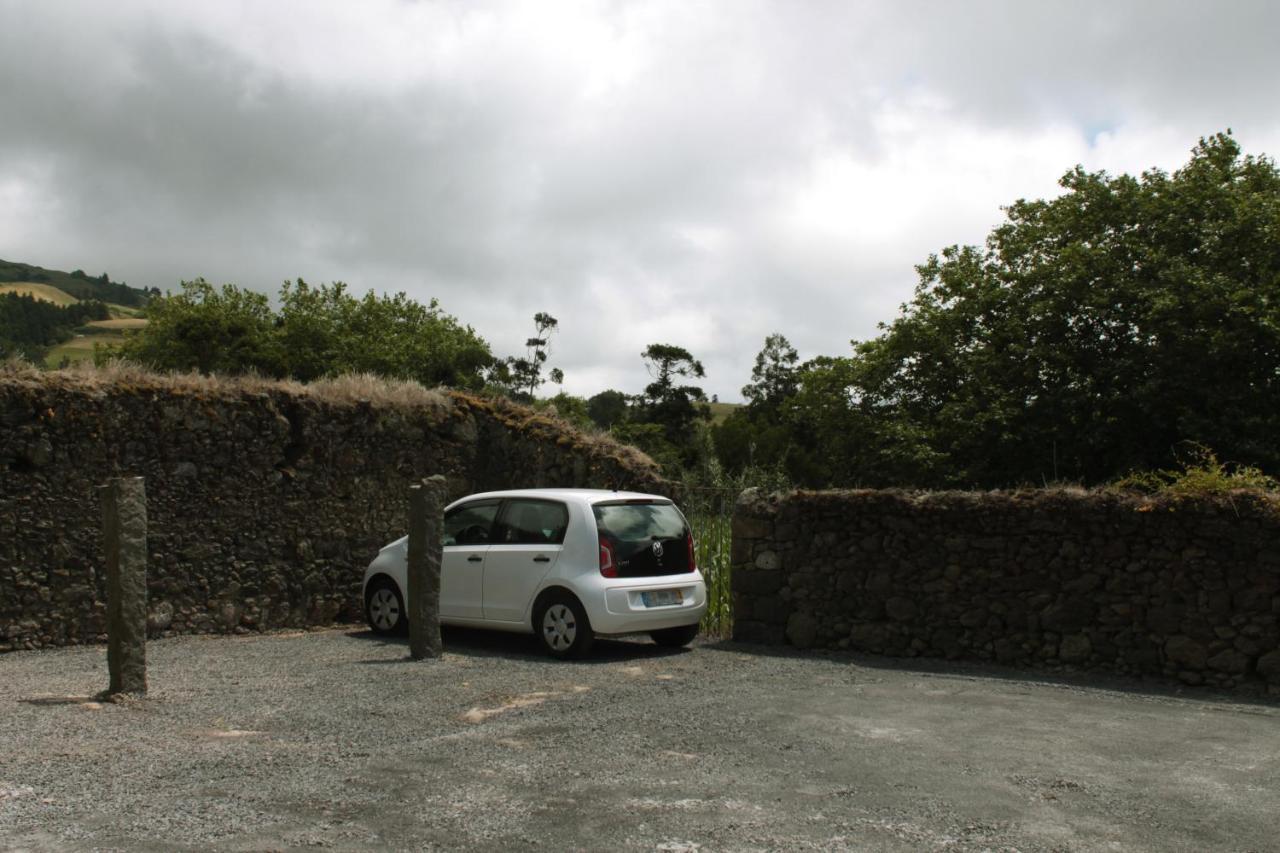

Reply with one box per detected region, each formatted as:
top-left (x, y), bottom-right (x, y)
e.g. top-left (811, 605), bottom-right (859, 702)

top-left (496, 499), bottom-right (569, 545)
top-left (443, 501), bottom-right (500, 546)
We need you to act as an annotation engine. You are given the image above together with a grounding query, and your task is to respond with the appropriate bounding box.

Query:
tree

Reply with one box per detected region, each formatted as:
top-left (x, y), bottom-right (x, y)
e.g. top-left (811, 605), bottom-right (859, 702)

top-left (714, 334), bottom-right (800, 476)
top-left (0, 292), bottom-right (112, 361)
top-left (587, 389), bottom-right (629, 428)
top-left (826, 131), bottom-right (1280, 487)
top-left (634, 343), bottom-right (710, 468)
top-left (639, 344), bottom-right (706, 426)
top-left (116, 278), bottom-right (494, 388)
top-left (500, 312), bottom-right (560, 400)
top-left (116, 278), bottom-right (281, 375)
top-left (782, 355), bottom-right (944, 486)
top-left (742, 333), bottom-right (799, 413)
top-left (713, 347), bottom-right (940, 486)
top-left (542, 391), bottom-right (592, 430)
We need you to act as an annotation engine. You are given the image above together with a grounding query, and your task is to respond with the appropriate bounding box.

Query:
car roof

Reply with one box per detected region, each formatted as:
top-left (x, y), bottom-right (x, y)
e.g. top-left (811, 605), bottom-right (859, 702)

top-left (447, 488), bottom-right (672, 507)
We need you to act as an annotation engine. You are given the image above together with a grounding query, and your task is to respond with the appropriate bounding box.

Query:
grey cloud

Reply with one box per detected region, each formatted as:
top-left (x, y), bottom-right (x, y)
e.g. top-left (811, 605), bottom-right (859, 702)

top-left (2, 0), bottom-right (1279, 399)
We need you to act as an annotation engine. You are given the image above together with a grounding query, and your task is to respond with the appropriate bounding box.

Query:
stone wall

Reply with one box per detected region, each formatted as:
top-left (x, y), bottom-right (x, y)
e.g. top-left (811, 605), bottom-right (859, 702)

top-left (732, 488), bottom-right (1280, 693)
top-left (0, 365), bottom-right (665, 651)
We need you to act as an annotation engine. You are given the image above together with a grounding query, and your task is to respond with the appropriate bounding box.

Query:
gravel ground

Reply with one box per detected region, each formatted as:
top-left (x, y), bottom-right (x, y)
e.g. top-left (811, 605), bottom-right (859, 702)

top-left (2, 627), bottom-right (1278, 852)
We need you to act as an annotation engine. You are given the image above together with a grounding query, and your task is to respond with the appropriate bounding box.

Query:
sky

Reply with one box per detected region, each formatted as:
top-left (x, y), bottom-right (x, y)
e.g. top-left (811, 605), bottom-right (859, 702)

top-left (3, 1), bottom-right (1279, 401)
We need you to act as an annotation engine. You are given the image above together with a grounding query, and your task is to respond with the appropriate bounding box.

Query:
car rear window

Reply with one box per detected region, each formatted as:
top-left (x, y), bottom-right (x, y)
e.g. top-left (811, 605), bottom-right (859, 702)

top-left (592, 500), bottom-right (691, 577)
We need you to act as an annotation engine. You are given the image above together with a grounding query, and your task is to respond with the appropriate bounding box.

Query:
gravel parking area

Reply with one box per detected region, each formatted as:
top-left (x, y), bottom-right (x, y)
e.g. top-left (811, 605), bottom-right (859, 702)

top-left (2, 628), bottom-right (1278, 851)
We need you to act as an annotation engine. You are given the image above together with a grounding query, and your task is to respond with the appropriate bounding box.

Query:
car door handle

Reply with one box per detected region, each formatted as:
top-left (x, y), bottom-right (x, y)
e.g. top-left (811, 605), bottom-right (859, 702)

top-left (468, 555), bottom-right (482, 563)
top-left (533, 555), bottom-right (550, 563)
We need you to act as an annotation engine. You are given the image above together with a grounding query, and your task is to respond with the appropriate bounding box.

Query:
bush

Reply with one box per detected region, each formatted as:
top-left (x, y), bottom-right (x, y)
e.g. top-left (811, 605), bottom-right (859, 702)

top-left (1112, 445), bottom-right (1278, 496)
top-left (115, 278), bottom-right (494, 389)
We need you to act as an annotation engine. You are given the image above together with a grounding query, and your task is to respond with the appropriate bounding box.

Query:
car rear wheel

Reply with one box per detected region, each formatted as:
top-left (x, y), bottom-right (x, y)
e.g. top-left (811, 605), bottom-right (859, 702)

top-left (366, 578), bottom-right (405, 636)
top-left (650, 623), bottom-right (699, 648)
top-left (535, 594), bottom-right (594, 659)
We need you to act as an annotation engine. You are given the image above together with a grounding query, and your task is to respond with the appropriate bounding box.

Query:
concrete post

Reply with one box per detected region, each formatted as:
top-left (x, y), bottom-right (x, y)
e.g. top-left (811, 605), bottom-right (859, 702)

top-left (407, 475), bottom-right (447, 660)
top-left (102, 476), bottom-right (147, 695)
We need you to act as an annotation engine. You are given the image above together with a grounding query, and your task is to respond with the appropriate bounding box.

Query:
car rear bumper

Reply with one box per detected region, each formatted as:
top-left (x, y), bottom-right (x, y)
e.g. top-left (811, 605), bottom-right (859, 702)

top-left (587, 576), bottom-right (707, 635)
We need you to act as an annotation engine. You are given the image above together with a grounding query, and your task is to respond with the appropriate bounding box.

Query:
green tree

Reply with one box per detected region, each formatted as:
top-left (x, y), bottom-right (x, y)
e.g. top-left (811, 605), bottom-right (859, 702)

top-left (783, 355), bottom-right (944, 486)
top-left (611, 420), bottom-right (682, 470)
top-left (587, 389), bottom-right (629, 428)
top-left (741, 333), bottom-right (799, 413)
top-left (116, 278), bottom-right (493, 388)
top-left (714, 334), bottom-right (798, 475)
top-left (633, 343), bottom-right (710, 469)
top-left (278, 280), bottom-right (492, 388)
top-left (713, 348), bottom-right (941, 487)
top-left (498, 311), bottom-right (560, 400)
top-left (833, 131), bottom-right (1280, 486)
top-left (541, 391), bottom-right (593, 430)
top-left (116, 279), bottom-right (282, 375)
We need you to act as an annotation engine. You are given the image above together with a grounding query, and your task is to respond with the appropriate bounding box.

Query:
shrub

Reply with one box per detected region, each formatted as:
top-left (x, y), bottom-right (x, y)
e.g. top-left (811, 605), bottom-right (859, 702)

top-left (1112, 444), bottom-right (1278, 496)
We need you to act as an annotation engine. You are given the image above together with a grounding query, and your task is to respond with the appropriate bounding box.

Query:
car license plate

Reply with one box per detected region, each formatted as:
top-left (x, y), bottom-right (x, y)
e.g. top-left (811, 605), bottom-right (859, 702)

top-left (642, 589), bottom-right (683, 607)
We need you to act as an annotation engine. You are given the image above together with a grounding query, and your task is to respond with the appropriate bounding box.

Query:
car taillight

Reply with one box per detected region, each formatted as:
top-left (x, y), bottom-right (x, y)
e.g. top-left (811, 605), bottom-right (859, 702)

top-left (599, 536), bottom-right (618, 578)
top-left (686, 531), bottom-right (696, 572)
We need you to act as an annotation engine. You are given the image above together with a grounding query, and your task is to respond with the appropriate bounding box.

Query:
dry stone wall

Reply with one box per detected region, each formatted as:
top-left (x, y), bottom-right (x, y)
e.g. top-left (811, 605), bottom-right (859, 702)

top-left (0, 366), bottom-right (665, 651)
top-left (732, 488), bottom-right (1280, 693)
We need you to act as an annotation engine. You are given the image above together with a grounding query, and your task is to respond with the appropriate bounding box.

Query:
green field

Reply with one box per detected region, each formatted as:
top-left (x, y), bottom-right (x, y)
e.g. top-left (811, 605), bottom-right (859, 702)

top-left (45, 333), bottom-right (127, 365)
top-left (85, 317), bottom-right (147, 330)
top-left (706, 401), bottom-right (741, 424)
top-left (44, 316), bottom-right (143, 369)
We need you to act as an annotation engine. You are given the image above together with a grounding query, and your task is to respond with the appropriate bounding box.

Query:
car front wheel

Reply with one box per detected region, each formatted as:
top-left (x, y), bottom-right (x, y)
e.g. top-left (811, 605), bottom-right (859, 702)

top-left (535, 594), bottom-right (594, 659)
top-left (366, 578), bottom-right (405, 636)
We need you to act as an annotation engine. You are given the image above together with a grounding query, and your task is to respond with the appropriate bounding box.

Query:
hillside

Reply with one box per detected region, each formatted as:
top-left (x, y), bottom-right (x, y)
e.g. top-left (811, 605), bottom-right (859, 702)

top-left (0, 260), bottom-right (155, 365)
top-left (0, 259), bottom-right (153, 307)
top-left (0, 282), bottom-right (81, 306)
top-left (706, 400), bottom-right (741, 425)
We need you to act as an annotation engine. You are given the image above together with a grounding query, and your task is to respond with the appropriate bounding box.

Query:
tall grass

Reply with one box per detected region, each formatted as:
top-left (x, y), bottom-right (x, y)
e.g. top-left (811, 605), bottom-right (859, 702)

top-left (686, 491), bottom-right (734, 638)
top-left (680, 459), bottom-right (792, 638)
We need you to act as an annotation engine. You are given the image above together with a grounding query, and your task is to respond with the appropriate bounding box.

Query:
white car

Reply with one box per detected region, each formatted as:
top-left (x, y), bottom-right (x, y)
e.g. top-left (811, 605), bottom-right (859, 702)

top-left (362, 488), bottom-right (707, 658)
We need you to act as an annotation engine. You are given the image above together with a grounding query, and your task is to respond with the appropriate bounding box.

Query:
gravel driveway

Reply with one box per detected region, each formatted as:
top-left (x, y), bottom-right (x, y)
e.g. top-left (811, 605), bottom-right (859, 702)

top-left (2, 627), bottom-right (1278, 851)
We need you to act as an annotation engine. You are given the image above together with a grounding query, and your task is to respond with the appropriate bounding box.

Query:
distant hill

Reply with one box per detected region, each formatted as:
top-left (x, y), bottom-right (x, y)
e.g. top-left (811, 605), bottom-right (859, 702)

top-left (0, 259), bottom-right (153, 365)
top-left (706, 400), bottom-right (741, 425)
top-left (0, 259), bottom-right (154, 308)
top-left (0, 282), bottom-right (80, 306)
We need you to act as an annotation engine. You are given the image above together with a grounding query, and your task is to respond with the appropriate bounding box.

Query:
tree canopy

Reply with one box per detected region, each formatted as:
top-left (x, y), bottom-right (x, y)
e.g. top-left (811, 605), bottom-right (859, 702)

top-left (718, 133), bottom-right (1280, 488)
top-left (117, 278), bottom-right (493, 388)
top-left (574, 344), bottom-right (715, 473)
top-left (490, 312), bottom-right (561, 400)
top-left (635, 343), bottom-right (709, 457)
top-left (741, 333), bottom-right (800, 412)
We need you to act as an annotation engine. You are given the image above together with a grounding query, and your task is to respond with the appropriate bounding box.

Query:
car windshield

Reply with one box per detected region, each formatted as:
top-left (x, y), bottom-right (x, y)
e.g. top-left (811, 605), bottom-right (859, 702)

top-left (592, 500), bottom-right (690, 577)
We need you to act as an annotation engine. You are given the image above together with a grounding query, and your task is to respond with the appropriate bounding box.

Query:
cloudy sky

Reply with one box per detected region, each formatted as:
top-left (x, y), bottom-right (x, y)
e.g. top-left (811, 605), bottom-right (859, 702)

top-left (3, 1), bottom-right (1279, 400)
